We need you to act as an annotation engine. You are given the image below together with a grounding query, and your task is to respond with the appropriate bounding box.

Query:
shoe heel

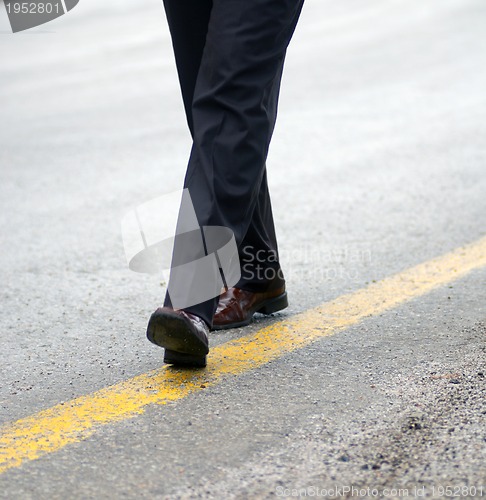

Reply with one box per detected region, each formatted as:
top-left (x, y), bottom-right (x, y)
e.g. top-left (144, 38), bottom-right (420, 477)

top-left (257, 292), bottom-right (288, 315)
top-left (164, 349), bottom-right (207, 368)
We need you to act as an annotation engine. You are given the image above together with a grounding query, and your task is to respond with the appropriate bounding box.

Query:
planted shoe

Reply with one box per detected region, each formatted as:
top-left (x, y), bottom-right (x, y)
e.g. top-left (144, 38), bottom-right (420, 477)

top-left (212, 286), bottom-right (288, 330)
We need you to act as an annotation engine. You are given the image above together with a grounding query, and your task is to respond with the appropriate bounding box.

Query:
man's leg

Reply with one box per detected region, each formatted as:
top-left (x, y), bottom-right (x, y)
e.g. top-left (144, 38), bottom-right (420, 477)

top-left (235, 57), bottom-right (287, 295)
top-left (161, 0), bottom-right (218, 325)
top-left (148, 0), bottom-right (304, 365)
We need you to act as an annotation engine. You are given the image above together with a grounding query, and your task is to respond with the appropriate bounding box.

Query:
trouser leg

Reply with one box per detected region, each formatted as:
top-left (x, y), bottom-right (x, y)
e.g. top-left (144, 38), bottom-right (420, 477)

top-left (236, 169), bottom-right (285, 293)
top-left (163, 0), bottom-right (304, 325)
top-left (162, 0), bottom-right (213, 136)
top-left (235, 57), bottom-right (286, 294)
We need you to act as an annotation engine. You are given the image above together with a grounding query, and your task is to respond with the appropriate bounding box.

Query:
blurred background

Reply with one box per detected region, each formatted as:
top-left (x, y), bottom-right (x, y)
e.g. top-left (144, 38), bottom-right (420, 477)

top-left (1, 0), bottom-right (485, 391)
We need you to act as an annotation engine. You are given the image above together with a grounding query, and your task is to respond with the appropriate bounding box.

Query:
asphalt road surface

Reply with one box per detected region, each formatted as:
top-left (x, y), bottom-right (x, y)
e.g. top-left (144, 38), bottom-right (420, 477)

top-left (0, 0), bottom-right (485, 498)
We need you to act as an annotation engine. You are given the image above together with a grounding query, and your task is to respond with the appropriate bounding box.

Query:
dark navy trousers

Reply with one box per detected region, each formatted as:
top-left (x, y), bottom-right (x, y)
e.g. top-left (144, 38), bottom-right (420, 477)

top-left (163, 0), bottom-right (304, 326)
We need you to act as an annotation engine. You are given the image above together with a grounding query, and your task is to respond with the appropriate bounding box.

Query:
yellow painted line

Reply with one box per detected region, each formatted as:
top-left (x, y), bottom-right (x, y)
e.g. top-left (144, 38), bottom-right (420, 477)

top-left (1, 236), bottom-right (486, 474)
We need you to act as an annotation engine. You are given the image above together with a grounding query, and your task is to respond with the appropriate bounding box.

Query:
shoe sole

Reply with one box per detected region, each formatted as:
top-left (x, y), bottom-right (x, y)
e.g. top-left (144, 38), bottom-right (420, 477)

top-left (212, 292), bottom-right (288, 331)
top-left (146, 310), bottom-right (208, 367)
top-left (163, 349), bottom-right (207, 368)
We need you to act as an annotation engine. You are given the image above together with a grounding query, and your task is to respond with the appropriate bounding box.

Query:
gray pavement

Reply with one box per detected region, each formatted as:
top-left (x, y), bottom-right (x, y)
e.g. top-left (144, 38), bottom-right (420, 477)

top-left (0, 0), bottom-right (485, 497)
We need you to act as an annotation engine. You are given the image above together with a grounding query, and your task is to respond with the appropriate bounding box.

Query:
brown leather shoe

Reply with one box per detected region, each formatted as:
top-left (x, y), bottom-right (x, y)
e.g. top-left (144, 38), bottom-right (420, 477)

top-left (212, 286), bottom-right (288, 330)
top-left (146, 307), bottom-right (209, 367)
